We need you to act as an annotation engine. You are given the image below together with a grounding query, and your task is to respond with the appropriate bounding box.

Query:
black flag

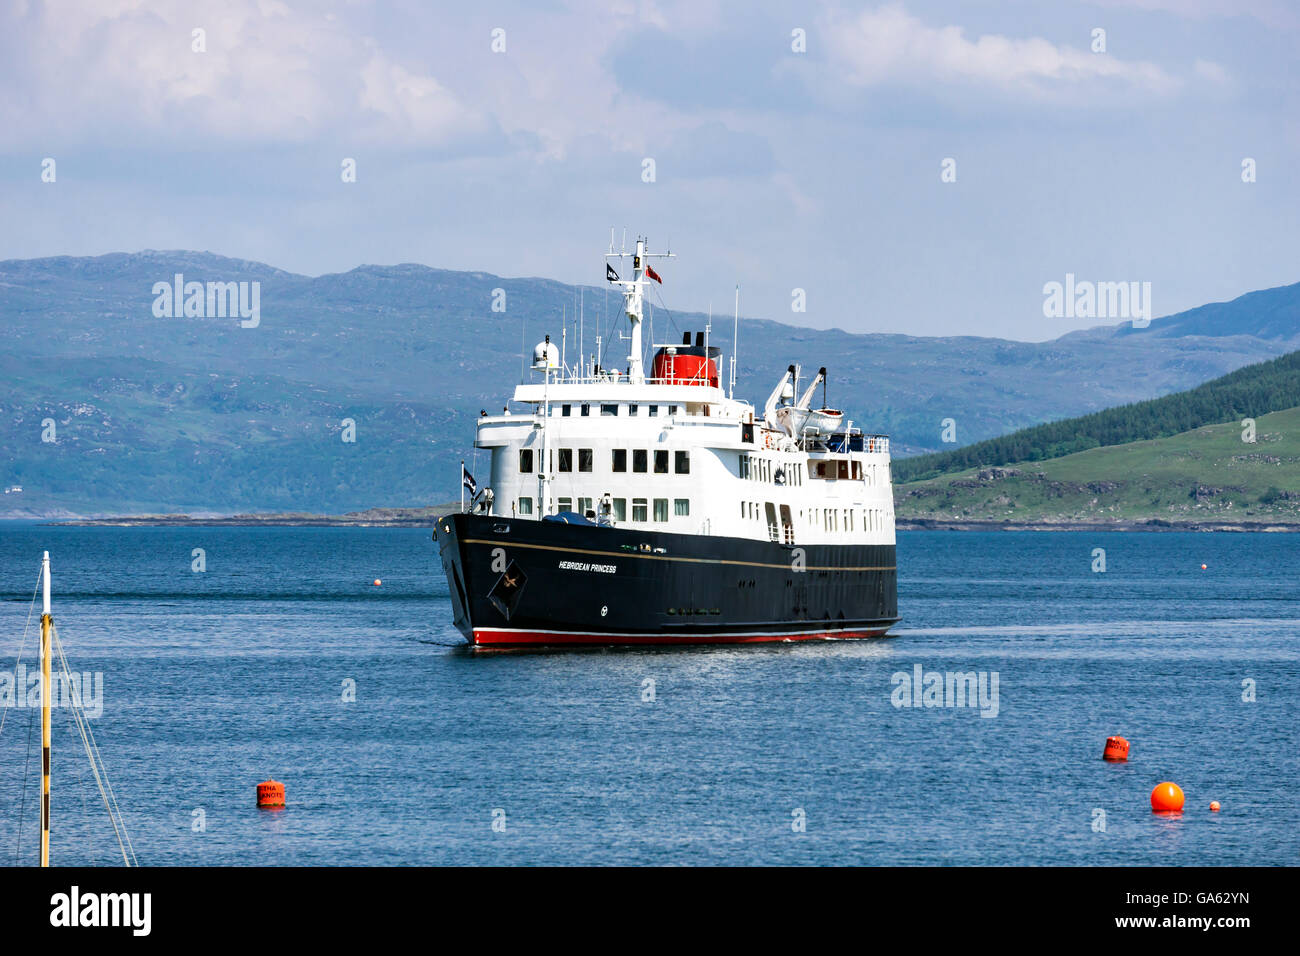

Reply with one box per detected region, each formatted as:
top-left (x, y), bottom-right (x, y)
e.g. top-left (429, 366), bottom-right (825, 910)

top-left (462, 466), bottom-right (478, 496)
top-left (606, 263), bottom-right (619, 282)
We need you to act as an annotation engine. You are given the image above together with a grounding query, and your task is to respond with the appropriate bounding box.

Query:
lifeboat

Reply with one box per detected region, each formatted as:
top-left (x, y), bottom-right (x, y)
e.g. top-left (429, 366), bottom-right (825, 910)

top-left (776, 404), bottom-right (844, 436)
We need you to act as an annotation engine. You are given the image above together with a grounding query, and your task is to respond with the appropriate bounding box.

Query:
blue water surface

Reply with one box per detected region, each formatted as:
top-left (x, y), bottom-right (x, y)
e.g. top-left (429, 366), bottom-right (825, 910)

top-left (0, 526), bottom-right (1295, 866)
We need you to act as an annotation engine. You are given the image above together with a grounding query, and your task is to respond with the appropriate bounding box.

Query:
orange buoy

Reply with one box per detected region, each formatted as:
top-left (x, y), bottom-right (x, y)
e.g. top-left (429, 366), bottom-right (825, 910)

top-left (1151, 781), bottom-right (1185, 813)
top-left (1103, 735), bottom-right (1130, 761)
top-left (1209, 801), bottom-right (1221, 812)
top-left (257, 779), bottom-right (286, 808)
top-left (1200, 564), bottom-right (1207, 570)
top-left (373, 579), bottom-right (382, 587)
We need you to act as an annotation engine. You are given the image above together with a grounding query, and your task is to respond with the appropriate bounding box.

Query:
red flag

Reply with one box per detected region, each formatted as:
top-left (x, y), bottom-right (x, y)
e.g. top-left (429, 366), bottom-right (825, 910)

top-left (645, 264), bottom-right (663, 284)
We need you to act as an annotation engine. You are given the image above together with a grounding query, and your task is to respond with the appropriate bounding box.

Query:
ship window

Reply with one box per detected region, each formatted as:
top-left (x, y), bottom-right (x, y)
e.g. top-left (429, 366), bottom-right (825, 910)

top-left (852, 461), bottom-right (861, 480)
top-left (628, 404), bottom-right (638, 416)
top-left (519, 449), bottom-right (534, 473)
top-left (581, 403), bottom-right (591, 417)
top-left (633, 449), bottom-right (648, 473)
top-left (561, 404), bottom-right (571, 417)
top-left (612, 449), bottom-right (627, 472)
top-left (675, 498), bottom-right (690, 517)
top-left (518, 497), bottom-right (533, 515)
top-left (653, 498), bottom-right (668, 522)
top-left (578, 448), bottom-right (593, 472)
top-left (838, 460), bottom-right (850, 480)
top-left (649, 405), bottom-right (659, 416)
top-left (668, 405), bottom-right (678, 416)
top-left (613, 498), bottom-right (627, 521)
top-left (739, 456), bottom-right (749, 480)
top-left (601, 403), bottom-right (618, 416)
top-left (764, 502), bottom-right (778, 540)
top-left (558, 449), bottom-right (573, 472)
top-left (578, 497), bottom-right (593, 516)
top-left (632, 498), bottom-right (648, 522)
top-left (558, 497), bottom-right (572, 512)
top-left (741, 422), bottom-right (754, 444)
top-left (815, 462), bottom-right (828, 478)
top-left (654, 450), bottom-right (669, 474)
top-left (674, 450), bottom-right (690, 474)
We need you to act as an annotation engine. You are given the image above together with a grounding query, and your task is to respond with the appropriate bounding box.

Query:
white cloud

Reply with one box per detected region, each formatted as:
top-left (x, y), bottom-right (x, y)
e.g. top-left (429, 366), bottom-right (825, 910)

top-left (1193, 59), bottom-right (1231, 84)
top-left (822, 4), bottom-right (1180, 98)
top-left (0, 0), bottom-right (482, 148)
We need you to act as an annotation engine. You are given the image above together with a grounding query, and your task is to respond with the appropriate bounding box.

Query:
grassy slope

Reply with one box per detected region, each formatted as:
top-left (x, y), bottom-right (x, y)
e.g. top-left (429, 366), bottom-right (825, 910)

top-left (894, 407), bottom-right (1300, 525)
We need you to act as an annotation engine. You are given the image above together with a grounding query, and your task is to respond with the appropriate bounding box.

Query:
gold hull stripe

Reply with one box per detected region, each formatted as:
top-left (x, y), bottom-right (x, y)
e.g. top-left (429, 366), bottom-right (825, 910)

top-left (462, 537), bottom-right (895, 573)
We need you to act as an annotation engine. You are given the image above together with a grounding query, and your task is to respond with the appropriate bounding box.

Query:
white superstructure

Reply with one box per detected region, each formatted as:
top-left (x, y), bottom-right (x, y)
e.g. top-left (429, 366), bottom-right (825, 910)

top-left (465, 237), bottom-right (896, 548)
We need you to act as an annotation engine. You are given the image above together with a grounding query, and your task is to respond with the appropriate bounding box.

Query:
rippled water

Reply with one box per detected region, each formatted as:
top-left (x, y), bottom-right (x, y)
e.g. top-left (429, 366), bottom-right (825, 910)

top-left (1, 526), bottom-right (1296, 865)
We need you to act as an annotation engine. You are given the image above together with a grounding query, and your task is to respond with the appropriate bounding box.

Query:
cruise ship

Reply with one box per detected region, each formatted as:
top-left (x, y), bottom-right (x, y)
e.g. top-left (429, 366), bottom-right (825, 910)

top-left (436, 236), bottom-right (899, 646)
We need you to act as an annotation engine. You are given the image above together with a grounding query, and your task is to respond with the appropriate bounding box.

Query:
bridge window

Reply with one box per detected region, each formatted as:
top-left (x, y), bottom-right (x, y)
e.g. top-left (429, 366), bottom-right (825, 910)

top-left (561, 404), bottom-right (571, 417)
top-left (601, 403), bottom-right (618, 416)
top-left (612, 449), bottom-right (627, 472)
top-left (633, 449), bottom-right (648, 473)
top-left (649, 405), bottom-right (659, 416)
top-left (558, 449), bottom-right (572, 472)
top-left (578, 448), bottom-right (593, 472)
top-left (653, 498), bottom-right (668, 522)
top-left (654, 450), bottom-right (669, 474)
top-left (581, 403), bottom-right (590, 417)
top-left (675, 450), bottom-right (690, 474)
top-left (628, 404), bottom-right (638, 416)
top-left (632, 498), bottom-right (648, 522)
top-left (519, 449), bottom-right (533, 473)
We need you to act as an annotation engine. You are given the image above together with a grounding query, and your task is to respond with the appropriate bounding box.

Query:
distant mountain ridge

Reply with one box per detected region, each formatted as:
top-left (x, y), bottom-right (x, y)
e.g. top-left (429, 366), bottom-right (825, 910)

top-left (1, 250), bottom-right (1297, 515)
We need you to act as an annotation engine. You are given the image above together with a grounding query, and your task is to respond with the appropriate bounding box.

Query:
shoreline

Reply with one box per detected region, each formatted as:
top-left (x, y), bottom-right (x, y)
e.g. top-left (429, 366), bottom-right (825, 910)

top-left (39, 505), bottom-right (458, 528)
top-left (896, 517), bottom-right (1300, 532)
top-left (19, 510), bottom-right (1300, 532)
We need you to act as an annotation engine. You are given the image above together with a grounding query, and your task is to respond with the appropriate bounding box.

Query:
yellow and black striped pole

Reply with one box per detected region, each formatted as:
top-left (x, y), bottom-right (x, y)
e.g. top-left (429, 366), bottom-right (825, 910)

top-left (40, 550), bottom-right (51, 868)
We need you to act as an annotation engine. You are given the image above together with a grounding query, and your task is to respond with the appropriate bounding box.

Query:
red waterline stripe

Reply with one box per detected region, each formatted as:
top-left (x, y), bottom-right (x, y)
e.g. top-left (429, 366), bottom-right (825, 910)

top-left (472, 626), bottom-right (892, 646)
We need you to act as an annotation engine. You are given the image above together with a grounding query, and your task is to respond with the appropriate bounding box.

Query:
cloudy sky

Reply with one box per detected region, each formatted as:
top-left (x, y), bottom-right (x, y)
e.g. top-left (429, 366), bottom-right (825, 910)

top-left (1, 0), bottom-right (1296, 339)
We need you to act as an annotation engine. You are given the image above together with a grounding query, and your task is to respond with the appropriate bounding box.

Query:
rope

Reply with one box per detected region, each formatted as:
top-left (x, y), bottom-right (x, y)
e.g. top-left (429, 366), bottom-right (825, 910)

top-left (6, 562), bottom-right (41, 864)
top-left (62, 701), bottom-right (93, 863)
top-left (13, 680), bottom-right (35, 865)
top-left (0, 564), bottom-right (41, 741)
top-left (51, 624), bottom-right (136, 866)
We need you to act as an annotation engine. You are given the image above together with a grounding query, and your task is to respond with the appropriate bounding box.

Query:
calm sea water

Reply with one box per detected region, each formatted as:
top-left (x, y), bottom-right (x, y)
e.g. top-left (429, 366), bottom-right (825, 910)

top-left (0, 526), bottom-right (1296, 866)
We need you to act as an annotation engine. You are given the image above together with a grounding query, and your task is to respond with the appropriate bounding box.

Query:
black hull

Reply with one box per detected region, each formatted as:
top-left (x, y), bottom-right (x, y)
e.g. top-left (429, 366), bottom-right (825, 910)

top-left (435, 513), bottom-right (899, 646)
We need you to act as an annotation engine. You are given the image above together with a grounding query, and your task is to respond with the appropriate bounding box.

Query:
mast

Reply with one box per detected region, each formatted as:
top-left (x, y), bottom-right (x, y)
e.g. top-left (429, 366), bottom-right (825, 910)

top-left (626, 238), bottom-right (646, 382)
top-left (39, 550), bottom-right (51, 868)
top-left (606, 235), bottom-right (673, 385)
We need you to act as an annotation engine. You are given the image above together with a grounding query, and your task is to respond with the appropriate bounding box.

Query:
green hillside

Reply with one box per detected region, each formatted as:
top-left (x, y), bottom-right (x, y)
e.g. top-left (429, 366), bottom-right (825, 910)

top-left (894, 407), bottom-right (1300, 527)
top-left (895, 350), bottom-right (1300, 483)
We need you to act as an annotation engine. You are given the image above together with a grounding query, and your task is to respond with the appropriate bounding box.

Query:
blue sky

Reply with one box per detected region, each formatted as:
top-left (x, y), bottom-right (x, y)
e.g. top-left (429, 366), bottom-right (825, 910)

top-left (1, 0), bottom-right (1296, 340)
